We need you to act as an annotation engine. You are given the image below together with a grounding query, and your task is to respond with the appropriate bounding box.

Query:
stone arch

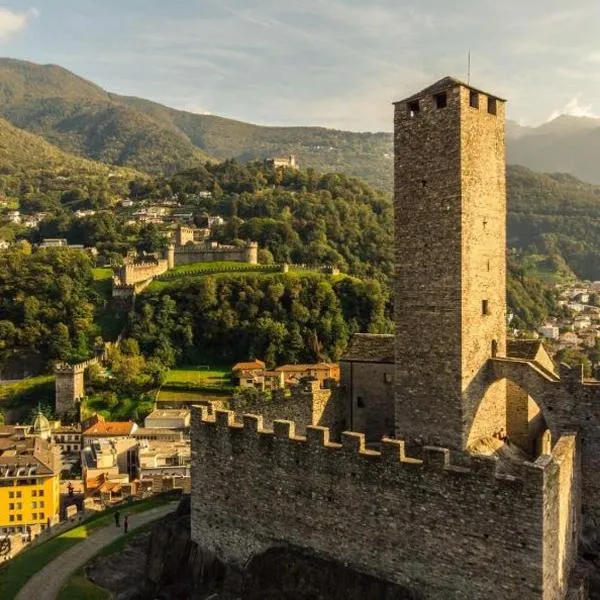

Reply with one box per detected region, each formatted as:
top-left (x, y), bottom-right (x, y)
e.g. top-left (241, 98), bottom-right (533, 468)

top-left (467, 360), bottom-right (558, 457)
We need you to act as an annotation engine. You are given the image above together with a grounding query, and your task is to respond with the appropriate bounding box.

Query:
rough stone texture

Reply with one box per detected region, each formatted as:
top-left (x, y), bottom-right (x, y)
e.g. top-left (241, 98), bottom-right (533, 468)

top-left (231, 382), bottom-right (343, 440)
top-left (191, 407), bottom-right (579, 600)
top-left (115, 259), bottom-right (170, 286)
top-left (187, 78), bottom-right (593, 599)
top-left (173, 242), bottom-right (258, 266)
top-left (394, 79), bottom-right (506, 451)
top-left (339, 333), bottom-right (395, 441)
top-left (54, 358), bottom-right (97, 418)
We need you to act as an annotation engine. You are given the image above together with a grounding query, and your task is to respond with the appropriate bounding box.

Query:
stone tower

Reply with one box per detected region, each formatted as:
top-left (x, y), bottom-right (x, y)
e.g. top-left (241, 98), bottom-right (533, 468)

top-left (394, 77), bottom-right (507, 450)
top-left (54, 362), bottom-right (86, 420)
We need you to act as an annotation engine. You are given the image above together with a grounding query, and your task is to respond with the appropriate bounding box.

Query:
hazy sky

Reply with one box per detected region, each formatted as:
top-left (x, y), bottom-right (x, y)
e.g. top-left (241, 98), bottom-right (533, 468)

top-left (1, 0), bottom-right (599, 131)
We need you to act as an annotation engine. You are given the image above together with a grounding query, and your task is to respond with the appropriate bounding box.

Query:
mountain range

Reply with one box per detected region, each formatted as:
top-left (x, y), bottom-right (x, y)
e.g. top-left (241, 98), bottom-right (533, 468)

top-left (3, 57), bottom-right (599, 187)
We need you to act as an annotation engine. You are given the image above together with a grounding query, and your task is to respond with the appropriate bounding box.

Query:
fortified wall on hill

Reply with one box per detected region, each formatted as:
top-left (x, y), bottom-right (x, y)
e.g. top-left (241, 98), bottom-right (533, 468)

top-left (190, 78), bottom-right (600, 598)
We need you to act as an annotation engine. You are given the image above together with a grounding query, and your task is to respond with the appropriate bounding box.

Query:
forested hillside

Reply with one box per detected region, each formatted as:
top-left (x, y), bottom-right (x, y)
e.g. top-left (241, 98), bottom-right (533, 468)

top-left (130, 273), bottom-right (390, 367)
top-left (508, 166), bottom-right (600, 280)
top-left (0, 246), bottom-right (100, 376)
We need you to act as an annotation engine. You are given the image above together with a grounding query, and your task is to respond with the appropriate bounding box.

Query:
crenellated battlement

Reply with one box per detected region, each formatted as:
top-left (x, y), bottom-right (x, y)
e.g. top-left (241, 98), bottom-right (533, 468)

top-left (193, 407), bottom-right (553, 487)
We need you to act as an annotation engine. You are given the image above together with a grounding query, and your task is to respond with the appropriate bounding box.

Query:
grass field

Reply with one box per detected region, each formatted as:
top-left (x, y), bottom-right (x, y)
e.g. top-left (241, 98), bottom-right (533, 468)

top-left (0, 495), bottom-right (174, 599)
top-left (146, 262), bottom-right (324, 293)
top-left (164, 365), bottom-right (231, 386)
top-left (156, 388), bottom-right (231, 405)
top-left (92, 268), bottom-right (113, 281)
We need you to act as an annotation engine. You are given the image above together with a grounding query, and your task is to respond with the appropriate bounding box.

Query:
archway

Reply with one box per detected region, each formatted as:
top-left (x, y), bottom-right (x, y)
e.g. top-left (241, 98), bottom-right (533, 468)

top-left (468, 377), bottom-right (550, 460)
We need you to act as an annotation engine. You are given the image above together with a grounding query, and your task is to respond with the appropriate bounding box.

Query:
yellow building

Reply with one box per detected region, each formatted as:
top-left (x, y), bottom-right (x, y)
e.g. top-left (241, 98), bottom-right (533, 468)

top-left (0, 423), bottom-right (60, 534)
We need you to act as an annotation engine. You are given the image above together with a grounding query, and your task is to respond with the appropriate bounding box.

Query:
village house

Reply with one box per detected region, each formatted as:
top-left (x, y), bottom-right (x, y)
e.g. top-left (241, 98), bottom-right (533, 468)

top-left (275, 363), bottom-right (340, 387)
top-left (232, 360), bottom-right (267, 388)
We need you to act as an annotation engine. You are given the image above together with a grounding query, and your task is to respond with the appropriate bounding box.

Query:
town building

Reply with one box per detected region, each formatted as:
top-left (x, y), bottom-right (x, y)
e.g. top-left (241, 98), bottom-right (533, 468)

top-left (265, 155), bottom-right (299, 169)
top-left (144, 409), bottom-right (190, 430)
top-left (540, 324), bottom-right (560, 340)
top-left (232, 360), bottom-right (267, 388)
top-left (0, 425), bottom-right (61, 534)
top-left (274, 363), bottom-right (339, 387)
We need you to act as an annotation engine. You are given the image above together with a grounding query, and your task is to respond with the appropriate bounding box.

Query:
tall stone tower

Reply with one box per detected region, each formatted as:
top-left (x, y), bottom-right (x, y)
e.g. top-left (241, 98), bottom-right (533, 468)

top-left (394, 77), bottom-right (507, 450)
top-left (55, 362), bottom-right (85, 420)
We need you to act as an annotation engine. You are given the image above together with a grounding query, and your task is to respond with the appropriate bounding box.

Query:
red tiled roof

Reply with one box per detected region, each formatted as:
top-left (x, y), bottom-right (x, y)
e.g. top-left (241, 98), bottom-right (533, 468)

top-left (83, 421), bottom-right (135, 437)
top-left (232, 360), bottom-right (266, 371)
top-left (275, 363), bottom-right (337, 372)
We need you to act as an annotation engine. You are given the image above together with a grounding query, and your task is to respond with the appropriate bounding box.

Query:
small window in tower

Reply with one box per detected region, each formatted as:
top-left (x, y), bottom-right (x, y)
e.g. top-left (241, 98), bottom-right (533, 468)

top-left (356, 396), bottom-right (365, 408)
top-left (482, 300), bottom-right (490, 316)
top-left (407, 100), bottom-right (420, 117)
top-left (487, 97), bottom-right (497, 115)
top-left (434, 92), bottom-right (447, 109)
top-left (470, 91), bottom-right (479, 109)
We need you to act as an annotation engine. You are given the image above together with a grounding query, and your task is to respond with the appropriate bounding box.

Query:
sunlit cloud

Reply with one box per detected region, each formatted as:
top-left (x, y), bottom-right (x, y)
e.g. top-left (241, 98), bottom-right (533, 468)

top-left (548, 96), bottom-right (600, 121)
top-left (0, 7), bottom-right (38, 42)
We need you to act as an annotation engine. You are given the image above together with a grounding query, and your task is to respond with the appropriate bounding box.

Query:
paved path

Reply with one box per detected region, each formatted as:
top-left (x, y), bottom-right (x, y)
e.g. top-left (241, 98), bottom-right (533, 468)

top-left (16, 502), bottom-right (177, 600)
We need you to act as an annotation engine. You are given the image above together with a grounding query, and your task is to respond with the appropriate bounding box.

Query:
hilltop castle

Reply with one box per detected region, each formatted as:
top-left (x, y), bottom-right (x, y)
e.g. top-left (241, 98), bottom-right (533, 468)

top-left (189, 78), bottom-right (600, 598)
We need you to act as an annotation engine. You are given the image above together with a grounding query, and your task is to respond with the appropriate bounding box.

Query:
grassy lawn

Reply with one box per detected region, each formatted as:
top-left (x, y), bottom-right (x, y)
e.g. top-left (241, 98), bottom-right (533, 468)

top-left (92, 268), bottom-right (113, 281)
top-left (147, 267), bottom-right (322, 292)
top-left (57, 570), bottom-right (110, 600)
top-left (156, 388), bottom-right (231, 405)
top-left (0, 495), bottom-right (175, 599)
top-left (165, 365), bottom-right (231, 386)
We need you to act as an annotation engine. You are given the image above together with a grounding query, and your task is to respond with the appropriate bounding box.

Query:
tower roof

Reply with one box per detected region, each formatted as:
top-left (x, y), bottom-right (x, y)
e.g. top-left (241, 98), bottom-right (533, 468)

top-left (32, 408), bottom-right (51, 441)
top-left (395, 76), bottom-right (506, 104)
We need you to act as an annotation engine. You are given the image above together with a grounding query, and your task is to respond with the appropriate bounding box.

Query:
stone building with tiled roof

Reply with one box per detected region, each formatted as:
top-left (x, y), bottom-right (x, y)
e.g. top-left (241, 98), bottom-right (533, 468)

top-left (339, 334), bottom-right (395, 441)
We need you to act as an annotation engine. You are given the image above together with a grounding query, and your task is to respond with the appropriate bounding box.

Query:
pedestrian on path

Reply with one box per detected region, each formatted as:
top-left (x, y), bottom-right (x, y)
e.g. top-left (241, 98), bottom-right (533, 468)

top-left (114, 509), bottom-right (120, 527)
top-left (123, 515), bottom-right (129, 534)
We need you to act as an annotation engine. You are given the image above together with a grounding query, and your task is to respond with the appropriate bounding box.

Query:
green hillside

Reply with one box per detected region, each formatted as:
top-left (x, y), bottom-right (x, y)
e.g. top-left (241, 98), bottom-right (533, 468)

top-left (0, 59), bottom-right (211, 175)
top-left (0, 115), bottom-right (142, 215)
top-left (0, 58), bottom-right (391, 186)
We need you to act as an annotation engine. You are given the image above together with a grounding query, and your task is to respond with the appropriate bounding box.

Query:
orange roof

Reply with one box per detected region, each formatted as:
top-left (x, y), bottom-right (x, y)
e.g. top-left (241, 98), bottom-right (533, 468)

top-left (275, 363), bottom-right (337, 372)
top-left (83, 421), bottom-right (135, 437)
top-left (232, 360), bottom-right (266, 371)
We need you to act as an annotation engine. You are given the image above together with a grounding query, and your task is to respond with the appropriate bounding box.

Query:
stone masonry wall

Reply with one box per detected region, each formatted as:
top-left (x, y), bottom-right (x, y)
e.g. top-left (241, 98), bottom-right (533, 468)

top-left (340, 361), bottom-right (395, 442)
top-left (191, 406), bottom-right (579, 600)
top-left (394, 81), bottom-right (506, 451)
top-left (230, 386), bottom-right (343, 439)
top-left (459, 85), bottom-right (507, 449)
top-left (173, 243), bottom-right (258, 266)
top-left (115, 260), bottom-right (169, 285)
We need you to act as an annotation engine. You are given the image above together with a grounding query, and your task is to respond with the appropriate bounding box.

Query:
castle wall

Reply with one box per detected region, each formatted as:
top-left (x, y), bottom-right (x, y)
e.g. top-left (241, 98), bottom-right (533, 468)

top-left (173, 244), bottom-right (258, 266)
top-left (340, 361), bottom-right (395, 441)
top-left (176, 227), bottom-right (195, 246)
top-left (231, 386), bottom-right (342, 439)
top-left (191, 407), bottom-right (579, 600)
top-left (115, 260), bottom-right (169, 286)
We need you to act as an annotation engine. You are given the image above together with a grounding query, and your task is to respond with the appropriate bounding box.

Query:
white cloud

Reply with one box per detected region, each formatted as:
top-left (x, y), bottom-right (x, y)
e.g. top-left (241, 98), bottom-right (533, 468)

top-left (0, 7), bottom-right (38, 42)
top-left (548, 95), bottom-right (600, 121)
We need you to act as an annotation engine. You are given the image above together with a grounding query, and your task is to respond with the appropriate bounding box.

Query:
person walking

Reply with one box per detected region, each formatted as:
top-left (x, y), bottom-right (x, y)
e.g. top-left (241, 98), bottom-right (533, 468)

top-left (123, 515), bottom-right (129, 534)
top-left (114, 509), bottom-right (120, 527)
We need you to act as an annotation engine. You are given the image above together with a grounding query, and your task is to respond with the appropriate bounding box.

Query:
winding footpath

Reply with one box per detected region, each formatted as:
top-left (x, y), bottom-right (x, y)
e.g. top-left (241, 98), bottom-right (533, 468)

top-left (15, 501), bottom-right (177, 600)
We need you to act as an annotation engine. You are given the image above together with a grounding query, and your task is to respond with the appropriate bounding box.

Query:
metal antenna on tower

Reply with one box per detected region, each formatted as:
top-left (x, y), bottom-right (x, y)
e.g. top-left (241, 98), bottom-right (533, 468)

top-left (467, 50), bottom-right (471, 85)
